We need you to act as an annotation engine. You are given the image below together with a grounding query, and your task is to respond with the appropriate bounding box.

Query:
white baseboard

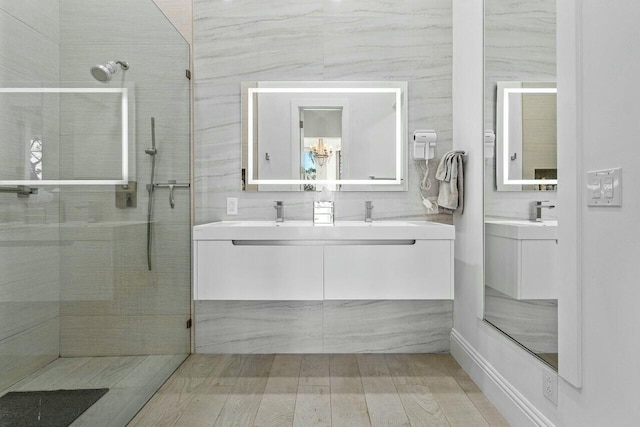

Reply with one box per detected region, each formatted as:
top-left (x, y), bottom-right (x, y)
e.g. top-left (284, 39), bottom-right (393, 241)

top-left (450, 329), bottom-right (555, 427)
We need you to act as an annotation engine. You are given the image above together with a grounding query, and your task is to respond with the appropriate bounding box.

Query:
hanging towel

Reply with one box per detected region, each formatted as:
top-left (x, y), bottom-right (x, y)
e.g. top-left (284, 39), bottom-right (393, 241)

top-left (435, 150), bottom-right (465, 214)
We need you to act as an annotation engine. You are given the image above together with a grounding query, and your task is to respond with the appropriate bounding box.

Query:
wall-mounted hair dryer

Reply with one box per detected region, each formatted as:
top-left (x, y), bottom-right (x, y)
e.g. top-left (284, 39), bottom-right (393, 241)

top-left (412, 129), bottom-right (437, 160)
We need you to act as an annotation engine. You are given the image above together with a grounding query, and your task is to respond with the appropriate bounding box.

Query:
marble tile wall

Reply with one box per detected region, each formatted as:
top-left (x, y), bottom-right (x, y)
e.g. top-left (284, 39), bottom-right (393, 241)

top-left (193, 0), bottom-right (454, 353)
top-left (196, 300), bottom-right (453, 354)
top-left (57, 0), bottom-right (191, 356)
top-left (0, 1), bottom-right (61, 391)
top-left (484, 0), bottom-right (557, 220)
top-left (152, 0), bottom-right (193, 44)
top-left (193, 0), bottom-right (453, 224)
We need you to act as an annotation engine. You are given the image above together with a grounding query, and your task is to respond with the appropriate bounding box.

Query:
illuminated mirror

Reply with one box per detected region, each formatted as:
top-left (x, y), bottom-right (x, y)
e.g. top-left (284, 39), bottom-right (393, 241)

top-left (241, 81), bottom-right (408, 192)
top-left (496, 82), bottom-right (557, 191)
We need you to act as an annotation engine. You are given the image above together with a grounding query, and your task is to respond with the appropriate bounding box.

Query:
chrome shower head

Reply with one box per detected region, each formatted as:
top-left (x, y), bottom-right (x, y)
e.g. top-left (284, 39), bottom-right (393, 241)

top-left (90, 60), bottom-right (129, 83)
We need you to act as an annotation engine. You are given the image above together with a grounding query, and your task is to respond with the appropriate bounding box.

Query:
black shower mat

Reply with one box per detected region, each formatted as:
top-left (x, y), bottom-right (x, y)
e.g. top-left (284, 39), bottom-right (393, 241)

top-left (0, 388), bottom-right (108, 427)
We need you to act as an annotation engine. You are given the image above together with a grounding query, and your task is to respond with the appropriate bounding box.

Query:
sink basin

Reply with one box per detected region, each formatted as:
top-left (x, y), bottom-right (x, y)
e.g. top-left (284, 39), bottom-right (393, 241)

top-left (485, 218), bottom-right (557, 240)
top-left (193, 220), bottom-right (454, 241)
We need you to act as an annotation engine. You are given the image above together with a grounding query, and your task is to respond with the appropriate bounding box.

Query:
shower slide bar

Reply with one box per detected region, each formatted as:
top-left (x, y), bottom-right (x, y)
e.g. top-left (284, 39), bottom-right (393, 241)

top-left (144, 116), bottom-right (190, 270)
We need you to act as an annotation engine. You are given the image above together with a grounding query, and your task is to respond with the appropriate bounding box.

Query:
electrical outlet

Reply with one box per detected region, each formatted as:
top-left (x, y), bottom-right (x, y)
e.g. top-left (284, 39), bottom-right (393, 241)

top-left (226, 197), bottom-right (238, 215)
top-left (542, 368), bottom-right (558, 405)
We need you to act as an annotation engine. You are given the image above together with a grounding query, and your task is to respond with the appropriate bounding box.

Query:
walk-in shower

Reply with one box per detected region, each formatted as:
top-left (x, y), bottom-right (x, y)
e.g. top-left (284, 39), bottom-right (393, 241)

top-left (90, 60), bottom-right (130, 83)
top-left (0, 0), bottom-right (191, 425)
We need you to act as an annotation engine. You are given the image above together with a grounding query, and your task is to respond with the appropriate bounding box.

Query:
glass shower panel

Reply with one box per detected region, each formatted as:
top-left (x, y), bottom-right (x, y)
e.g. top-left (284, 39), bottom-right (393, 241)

top-left (0, 0), bottom-right (191, 424)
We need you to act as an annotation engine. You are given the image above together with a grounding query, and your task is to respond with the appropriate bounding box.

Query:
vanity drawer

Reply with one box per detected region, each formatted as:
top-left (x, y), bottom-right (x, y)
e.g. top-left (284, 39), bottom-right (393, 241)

top-left (323, 240), bottom-right (454, 300)
top-left (195, 241), bottom-right (324, 300)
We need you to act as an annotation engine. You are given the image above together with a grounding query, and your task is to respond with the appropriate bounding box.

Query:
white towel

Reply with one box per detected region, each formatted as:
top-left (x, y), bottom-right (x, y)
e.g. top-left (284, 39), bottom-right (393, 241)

top-left (435, 150), bottom-right (465, 214)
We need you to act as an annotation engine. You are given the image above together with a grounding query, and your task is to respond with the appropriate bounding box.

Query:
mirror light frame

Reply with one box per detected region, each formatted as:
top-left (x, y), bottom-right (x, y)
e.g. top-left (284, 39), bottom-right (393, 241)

top-left (0, 87), bottom-right (129, 186)
top-left (246, 86), bottom-right (404, 186)
top-left (501, 86), bottom-right (558, 186)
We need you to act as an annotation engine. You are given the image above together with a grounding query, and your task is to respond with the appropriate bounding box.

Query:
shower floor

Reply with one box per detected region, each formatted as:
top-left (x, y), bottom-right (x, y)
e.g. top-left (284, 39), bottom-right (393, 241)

top-left (0, 354), bottom-right (185, 426)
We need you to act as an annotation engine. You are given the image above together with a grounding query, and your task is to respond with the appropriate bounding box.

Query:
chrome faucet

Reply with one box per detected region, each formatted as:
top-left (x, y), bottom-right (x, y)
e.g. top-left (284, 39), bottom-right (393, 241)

top-left (365, 201), bottom-right (374, 223)
top-left (532, 200), bottom-right (555, 222)
top-left (274, 201), bottom-right (284, 222)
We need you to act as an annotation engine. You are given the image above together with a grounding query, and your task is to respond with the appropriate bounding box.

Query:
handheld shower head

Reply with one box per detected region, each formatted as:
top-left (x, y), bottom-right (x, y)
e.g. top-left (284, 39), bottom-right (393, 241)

top-left (90, 60), bottom-right (129, 83)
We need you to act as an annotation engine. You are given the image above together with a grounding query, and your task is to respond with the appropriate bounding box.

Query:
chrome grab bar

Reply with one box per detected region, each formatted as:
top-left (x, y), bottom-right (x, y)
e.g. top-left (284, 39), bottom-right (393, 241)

top-left (147, 181), bottom-right (190, 209)
top-left (0, 186), bottom-right (38, 197)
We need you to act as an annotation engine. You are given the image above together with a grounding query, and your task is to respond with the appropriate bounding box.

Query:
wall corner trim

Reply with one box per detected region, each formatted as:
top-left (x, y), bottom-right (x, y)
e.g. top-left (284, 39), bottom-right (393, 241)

top-left (450, 329), bottom-right (555, 427)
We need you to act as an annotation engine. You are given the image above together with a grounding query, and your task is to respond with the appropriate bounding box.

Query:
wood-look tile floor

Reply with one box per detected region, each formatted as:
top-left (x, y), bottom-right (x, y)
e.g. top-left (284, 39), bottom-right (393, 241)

top-left (130, 354), bottom-right (509, 427)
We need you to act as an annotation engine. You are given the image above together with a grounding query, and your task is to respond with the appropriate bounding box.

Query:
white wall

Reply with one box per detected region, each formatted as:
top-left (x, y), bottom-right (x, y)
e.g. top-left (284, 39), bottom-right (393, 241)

top-left (453, 0), bottom-right (640, 425)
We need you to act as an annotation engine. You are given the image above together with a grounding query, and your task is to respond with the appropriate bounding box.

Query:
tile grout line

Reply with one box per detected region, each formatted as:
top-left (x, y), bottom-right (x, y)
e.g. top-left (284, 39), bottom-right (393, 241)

top-left (211, 354), bottom-right (247, 427)
top-left (290, 354), bottom-right (304, 427)
top-left (354, 355), bottom-right (374, 427)
top-left (384, 354), bottom-right (415, 427)
top-left (247, 354), bottom-right (277, 427)
top-left (406, 355), bottom-right (454, 427)
top-left (450, 373), bottom-right (497, 427)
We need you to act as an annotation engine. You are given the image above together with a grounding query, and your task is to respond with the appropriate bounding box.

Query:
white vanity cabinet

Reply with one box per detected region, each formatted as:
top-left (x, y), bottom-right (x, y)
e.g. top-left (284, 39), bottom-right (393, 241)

top-left (193, 221), bottom-right (455, 301)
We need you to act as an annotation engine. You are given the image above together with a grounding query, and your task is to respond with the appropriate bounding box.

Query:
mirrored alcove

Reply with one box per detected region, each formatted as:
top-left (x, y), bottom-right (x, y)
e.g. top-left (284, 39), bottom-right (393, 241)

top-left (483, 0), bottom-right (559, 370)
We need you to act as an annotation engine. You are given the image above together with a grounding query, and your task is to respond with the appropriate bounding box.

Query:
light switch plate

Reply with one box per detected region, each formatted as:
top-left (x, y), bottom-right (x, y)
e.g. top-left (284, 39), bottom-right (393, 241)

top-left (226, 197), bottom-right (238, 215)
top-left (587, 168), bottom-right (622, 207)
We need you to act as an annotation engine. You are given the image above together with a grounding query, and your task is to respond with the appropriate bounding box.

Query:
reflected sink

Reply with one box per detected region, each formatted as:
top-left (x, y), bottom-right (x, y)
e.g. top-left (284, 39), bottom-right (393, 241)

top-left (485, 218), bottom-right (557, 240)
top-left (194, 220), bottom-right (453, 241)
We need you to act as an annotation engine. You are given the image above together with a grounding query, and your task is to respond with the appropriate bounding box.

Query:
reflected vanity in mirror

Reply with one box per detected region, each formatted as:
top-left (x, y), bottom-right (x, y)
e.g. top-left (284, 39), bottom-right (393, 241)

top-left (241, 81), bottom-right (408, 192)
top-left (484, 0), bottom-right (558, 370)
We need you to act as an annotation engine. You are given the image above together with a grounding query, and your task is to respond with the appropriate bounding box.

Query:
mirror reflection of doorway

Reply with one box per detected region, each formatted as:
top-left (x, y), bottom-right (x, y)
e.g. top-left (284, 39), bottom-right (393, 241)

top-left (299, 107), bottom-right (342, 191)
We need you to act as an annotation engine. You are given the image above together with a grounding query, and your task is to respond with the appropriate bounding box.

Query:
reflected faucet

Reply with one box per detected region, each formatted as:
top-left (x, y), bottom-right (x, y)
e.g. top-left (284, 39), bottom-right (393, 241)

top-left (532, 200), bottom-right (555, 222)
top-left (274, 201), bottom-right (284, 223)
top-left (365, 201), bottom-right (374, 223)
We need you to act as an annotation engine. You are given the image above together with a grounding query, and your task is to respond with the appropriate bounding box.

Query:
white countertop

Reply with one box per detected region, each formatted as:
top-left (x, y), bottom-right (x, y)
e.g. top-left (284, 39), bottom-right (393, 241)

top-left (194, 220), bottom-right (455, 241)
top-left (485, 219), bottom-right (557, 240)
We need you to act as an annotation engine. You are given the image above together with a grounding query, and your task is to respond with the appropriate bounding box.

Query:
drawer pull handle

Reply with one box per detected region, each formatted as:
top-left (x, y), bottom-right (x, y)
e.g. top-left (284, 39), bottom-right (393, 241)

top-left (231, 239), bottom-right (416, 246)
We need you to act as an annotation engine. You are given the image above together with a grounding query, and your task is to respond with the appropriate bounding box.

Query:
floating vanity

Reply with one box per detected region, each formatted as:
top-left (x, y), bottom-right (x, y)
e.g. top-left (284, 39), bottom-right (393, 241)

top-left (485, 219), bottom-right (558, 300)
top-left (193, 221), bottom-right (455, 301)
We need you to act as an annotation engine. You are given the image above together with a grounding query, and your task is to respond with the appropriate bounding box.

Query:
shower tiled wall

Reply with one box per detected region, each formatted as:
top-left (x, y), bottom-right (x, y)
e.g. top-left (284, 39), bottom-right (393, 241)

top-left (193, 0), bottom-right (454, 353)
top-left (0, 1), bottom-right (61, 391)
